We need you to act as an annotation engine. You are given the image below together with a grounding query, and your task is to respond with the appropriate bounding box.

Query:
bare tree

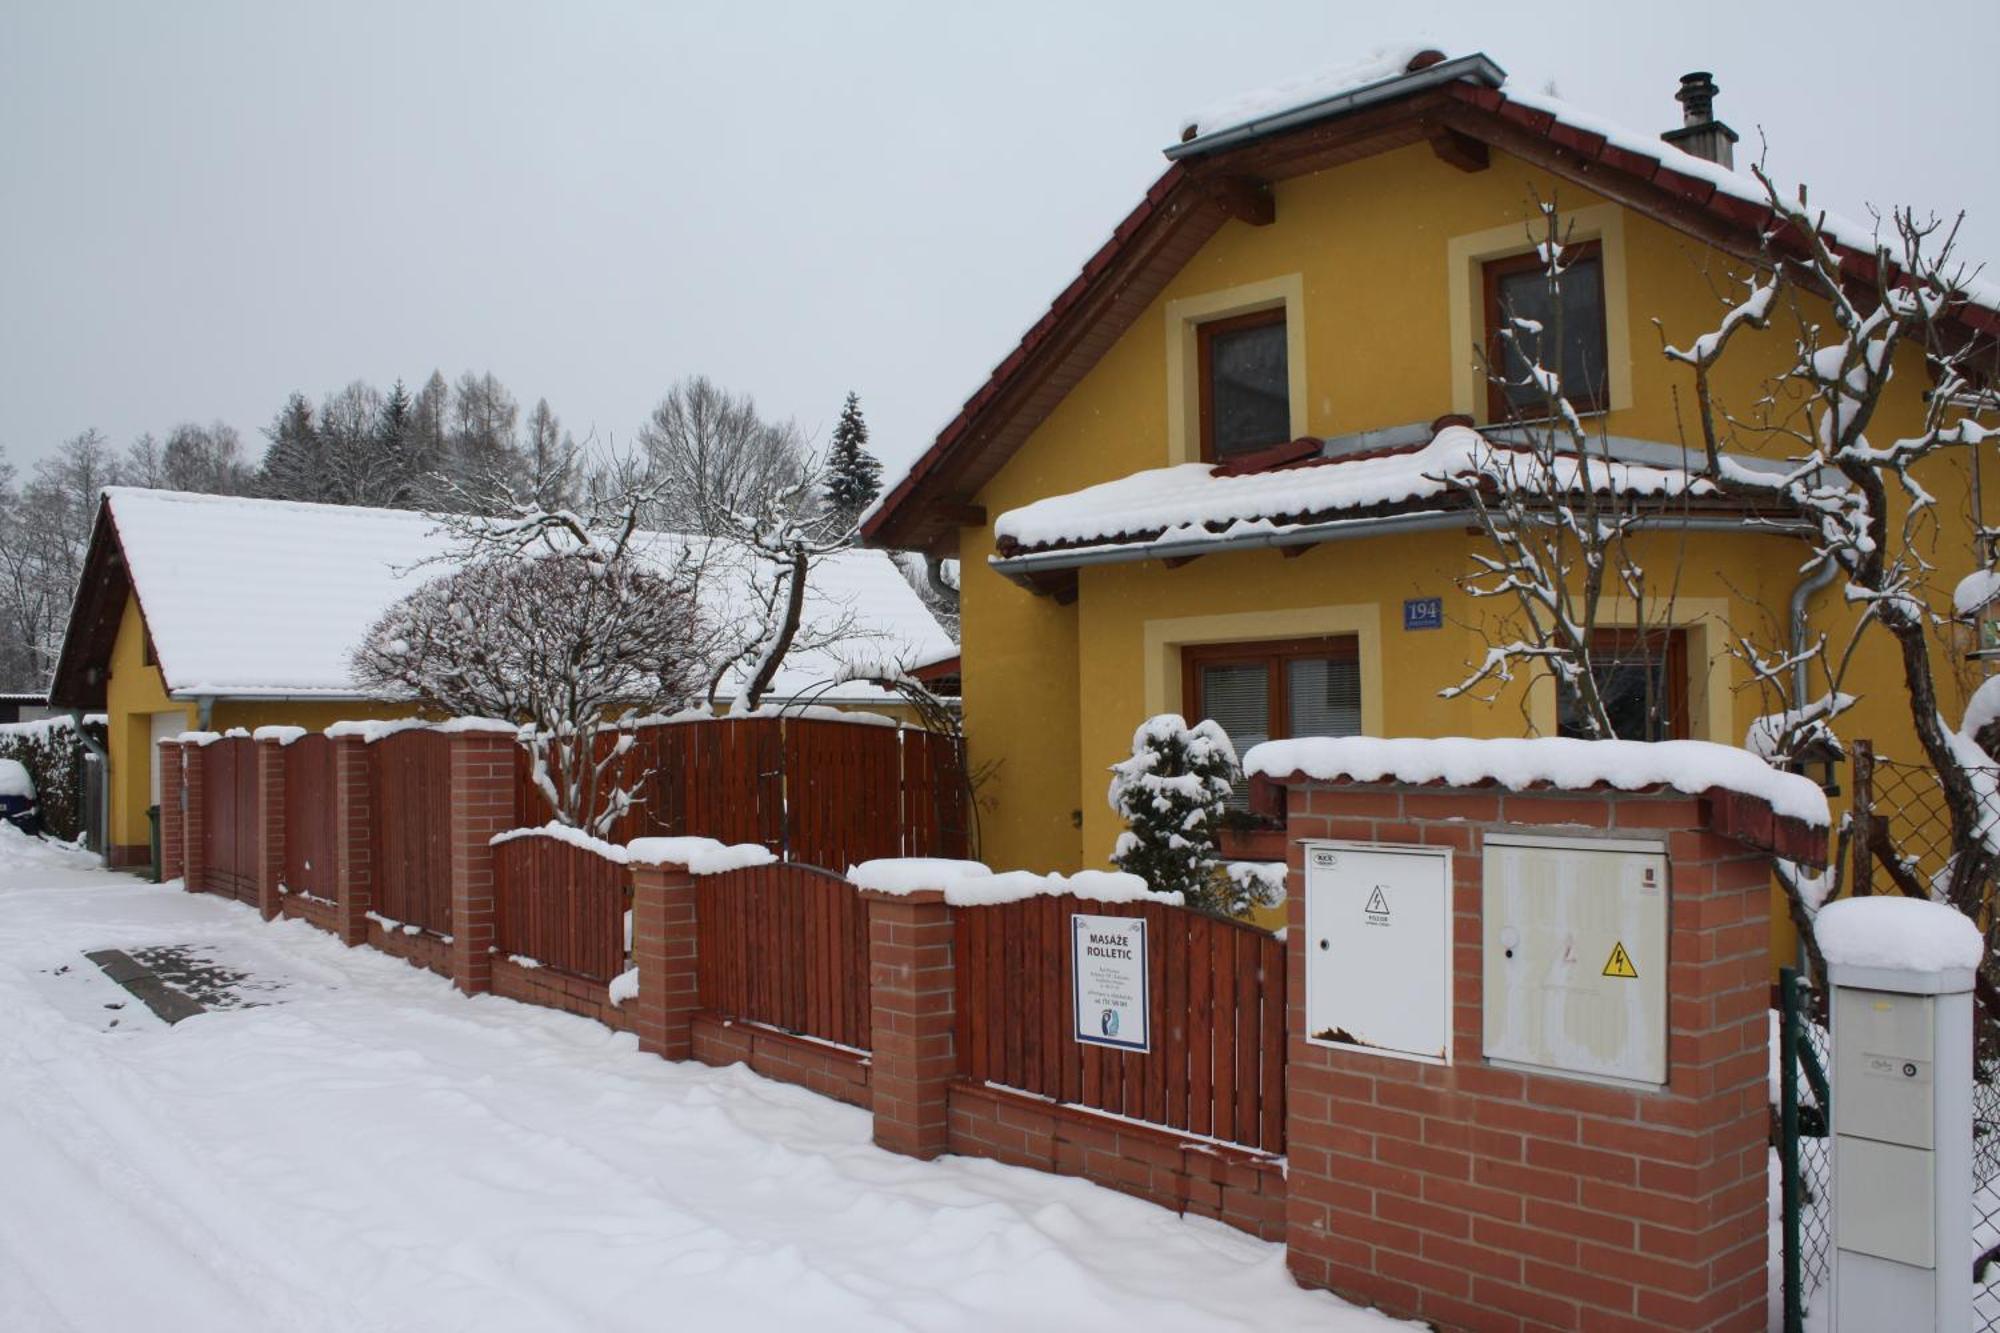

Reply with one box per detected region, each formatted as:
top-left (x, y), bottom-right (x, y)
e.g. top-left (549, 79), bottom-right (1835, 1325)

top-left (0, 431), bottom-right (118, 685)
top-left (353, 550), bottom-right (707, 833)
top-left (636, 376), bottom-right (810, 538)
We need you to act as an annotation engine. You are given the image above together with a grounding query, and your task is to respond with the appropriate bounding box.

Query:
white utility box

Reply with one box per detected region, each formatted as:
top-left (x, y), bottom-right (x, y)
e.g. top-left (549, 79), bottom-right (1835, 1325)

top-left (1828, 967), bottom-right (1974, 1333)
top-left (1302, 840), bottom-right (1453, 1063)
top-left (1481, 833), bottom-right (1669, 1086)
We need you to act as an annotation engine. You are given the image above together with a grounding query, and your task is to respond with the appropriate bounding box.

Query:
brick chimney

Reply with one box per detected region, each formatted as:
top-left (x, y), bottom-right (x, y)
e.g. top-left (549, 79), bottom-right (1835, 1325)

top-left (1660, 70), bottom-right (1738, 169)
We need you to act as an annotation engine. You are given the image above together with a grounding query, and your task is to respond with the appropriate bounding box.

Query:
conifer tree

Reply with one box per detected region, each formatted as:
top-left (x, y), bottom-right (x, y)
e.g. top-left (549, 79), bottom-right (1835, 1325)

top-left (822, 391), bottom-right (882, 537)
top-left (1107, 714), bottom-right (1246, 914)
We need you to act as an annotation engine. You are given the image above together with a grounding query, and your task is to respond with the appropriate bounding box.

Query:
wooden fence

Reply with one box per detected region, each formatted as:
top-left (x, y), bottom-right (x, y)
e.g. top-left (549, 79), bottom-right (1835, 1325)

top-left (283, 734), bottom-right (337, 901)
top-left (513, 714), bottom-right (968, 869)
top-left (371, 729), bottom-right (453, 935)
top-left (493, 834), bottom-right (628, 984)
top-left (199, 736), bottom-right (258, 905)
top-left (954, 895), bottom-right (1288, 1154)
top-left (695, 862), bottom-right (872, 1051)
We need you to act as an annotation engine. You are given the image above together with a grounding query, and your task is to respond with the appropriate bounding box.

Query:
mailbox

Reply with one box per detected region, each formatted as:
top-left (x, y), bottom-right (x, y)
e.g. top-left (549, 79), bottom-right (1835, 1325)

top-left (1302, 840), bottom-right (1453, 1063)
top-left (1481, 833), bottom-right (1669, 1086)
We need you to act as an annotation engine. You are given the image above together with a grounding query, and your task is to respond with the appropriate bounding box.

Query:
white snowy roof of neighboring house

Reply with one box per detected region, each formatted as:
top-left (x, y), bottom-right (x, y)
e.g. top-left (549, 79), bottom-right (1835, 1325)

top-left (94, 487), bottom-right (954, 706)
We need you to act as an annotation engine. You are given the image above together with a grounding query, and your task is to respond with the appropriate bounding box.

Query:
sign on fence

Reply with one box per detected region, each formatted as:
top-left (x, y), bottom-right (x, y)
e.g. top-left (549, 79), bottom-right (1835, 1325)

top-left (1071, 913), bottom-right (1150, 1053)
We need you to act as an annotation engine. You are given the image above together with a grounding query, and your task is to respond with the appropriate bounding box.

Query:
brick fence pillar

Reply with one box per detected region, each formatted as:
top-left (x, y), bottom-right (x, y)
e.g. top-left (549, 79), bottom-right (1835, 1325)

top-left (446, 729), bottom-right (516, 996)
top-left (1276, 778), bottom-right (1787, 1332)
top-left (632, 861), bottom-right (700, 1059)
top-left (181, 741), bottom-right (207, 893)
top-left (158, 740), bottom-right (185, 883)
top-left (863, 888), bottom-right (956, 1160)
top-left (253, 736), bottom-right (285, 921)
top-left (330, 734), bottom-right (372, 946)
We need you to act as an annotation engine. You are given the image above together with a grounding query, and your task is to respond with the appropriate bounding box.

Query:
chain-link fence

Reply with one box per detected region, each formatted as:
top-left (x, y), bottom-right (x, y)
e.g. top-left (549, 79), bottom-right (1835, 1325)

top-left (1779, 970), bottom-right (1833, 1331)
top-left (1849, 745), bottom-right (2000, 1327)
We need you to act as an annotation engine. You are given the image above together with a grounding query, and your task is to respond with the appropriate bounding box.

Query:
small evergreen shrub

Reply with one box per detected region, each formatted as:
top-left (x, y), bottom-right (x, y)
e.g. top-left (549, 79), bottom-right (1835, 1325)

top-left (1108, 713), bottom-right (1260, 914)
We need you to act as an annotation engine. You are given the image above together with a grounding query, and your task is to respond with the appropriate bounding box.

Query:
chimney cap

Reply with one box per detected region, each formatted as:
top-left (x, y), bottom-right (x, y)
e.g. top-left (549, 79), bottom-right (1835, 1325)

top-left (1676, 71), bottom-right (1720, 124)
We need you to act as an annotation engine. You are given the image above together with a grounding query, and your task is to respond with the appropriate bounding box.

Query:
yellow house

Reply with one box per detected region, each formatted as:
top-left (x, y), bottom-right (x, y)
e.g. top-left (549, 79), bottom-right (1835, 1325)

top-left (49, 488), bottom-right (957, 870)
top-left (861, 50), bottom-right (2000, 955)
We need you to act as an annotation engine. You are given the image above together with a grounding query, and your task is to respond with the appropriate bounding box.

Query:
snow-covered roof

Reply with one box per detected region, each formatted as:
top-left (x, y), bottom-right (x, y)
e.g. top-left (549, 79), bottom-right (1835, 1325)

top-left (992, 426), bottom-right (1749, 560)
top-left (1244, 733), bottom-right (1830, 829)
top-left (99, 488), bottom-right (955, 706)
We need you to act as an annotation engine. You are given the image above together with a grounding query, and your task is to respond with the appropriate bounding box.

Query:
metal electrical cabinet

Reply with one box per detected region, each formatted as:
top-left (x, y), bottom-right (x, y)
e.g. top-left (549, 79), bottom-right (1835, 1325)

top-left (1481, 833), bottom-right (1669, 1086)
top-left (1302, 841), bottom-right (1454, 1063)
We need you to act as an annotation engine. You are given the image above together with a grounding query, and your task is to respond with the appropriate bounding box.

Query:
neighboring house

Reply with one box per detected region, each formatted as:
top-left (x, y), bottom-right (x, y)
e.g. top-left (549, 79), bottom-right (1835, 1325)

top-left (862, 48), bottom-right (1998, 953)
top-left (0, 693), bottom-right (58, 725)
top-left (48, 488), bottom-right (957, 869)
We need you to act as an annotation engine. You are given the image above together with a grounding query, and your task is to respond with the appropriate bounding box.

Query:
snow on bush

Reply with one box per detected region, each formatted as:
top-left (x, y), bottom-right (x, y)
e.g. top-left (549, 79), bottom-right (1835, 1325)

top-left (0, 714), bottom-right (98, 841)
top-left (1107, 714), bottom-right (1256, 915)
top-left (1244, 735), bottom-right (1831, 827)
top-left (1816, 896), bottom-right (1985, 973)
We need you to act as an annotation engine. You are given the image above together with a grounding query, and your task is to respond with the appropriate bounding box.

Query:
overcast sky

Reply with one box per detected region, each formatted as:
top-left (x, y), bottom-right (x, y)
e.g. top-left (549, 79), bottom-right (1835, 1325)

top-left (4, 0), bottom-right (1995, 484)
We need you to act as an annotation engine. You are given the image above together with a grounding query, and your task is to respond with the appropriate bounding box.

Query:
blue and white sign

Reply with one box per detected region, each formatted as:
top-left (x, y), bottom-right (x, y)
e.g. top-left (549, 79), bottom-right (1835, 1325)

top-left (1072, 914), bottom-right (1150, 1053)
top-left (1403, 596), bottom-right (1444, 631)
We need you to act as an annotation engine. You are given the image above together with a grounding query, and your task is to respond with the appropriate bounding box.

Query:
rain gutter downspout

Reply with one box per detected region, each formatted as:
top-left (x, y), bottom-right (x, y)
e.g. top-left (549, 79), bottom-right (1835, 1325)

top-left (1789, 560), bottom-right (1840, 708)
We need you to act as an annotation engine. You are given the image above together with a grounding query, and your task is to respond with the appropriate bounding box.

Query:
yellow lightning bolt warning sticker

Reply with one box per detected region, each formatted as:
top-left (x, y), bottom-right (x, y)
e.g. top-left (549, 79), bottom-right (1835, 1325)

top-left (1602, 941), bottom-right (1638, 979)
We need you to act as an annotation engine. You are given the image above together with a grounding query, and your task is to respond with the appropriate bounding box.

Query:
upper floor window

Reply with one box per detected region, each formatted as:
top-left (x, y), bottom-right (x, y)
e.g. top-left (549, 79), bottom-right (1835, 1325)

top-left (1557, 628), bottom-right (1688, 742)
top-left (1185, 635), bottom-right (1361, 805)
top-left (1198, 308), bottom-right (1291, 461)
top-left (1484, 240), bottom-right (1608, 421)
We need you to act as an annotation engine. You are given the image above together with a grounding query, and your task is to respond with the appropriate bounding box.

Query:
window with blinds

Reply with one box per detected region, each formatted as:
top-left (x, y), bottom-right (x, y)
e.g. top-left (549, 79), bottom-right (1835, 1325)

top-left (1183, 636), bottom-right (1363, 811)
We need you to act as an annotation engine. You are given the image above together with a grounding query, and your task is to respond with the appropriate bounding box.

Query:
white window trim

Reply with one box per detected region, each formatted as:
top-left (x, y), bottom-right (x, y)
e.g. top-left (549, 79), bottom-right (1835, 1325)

top-left (1446, 204), bottom-right (1632, 424)
top-left (1163, 274), bottom-right (1308, 466)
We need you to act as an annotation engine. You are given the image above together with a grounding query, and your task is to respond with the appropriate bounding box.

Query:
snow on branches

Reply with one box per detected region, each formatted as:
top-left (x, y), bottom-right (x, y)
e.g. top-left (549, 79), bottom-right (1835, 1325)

top-left (352, 550), bottom-right (707, 834)
top-left (1107, 714), bottom-right (1259, 915)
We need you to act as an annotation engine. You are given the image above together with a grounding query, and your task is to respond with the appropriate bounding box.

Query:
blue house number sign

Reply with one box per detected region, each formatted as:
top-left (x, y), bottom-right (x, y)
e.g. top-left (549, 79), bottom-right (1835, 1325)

top-left (1403, 597), bottom-right (1443, 631)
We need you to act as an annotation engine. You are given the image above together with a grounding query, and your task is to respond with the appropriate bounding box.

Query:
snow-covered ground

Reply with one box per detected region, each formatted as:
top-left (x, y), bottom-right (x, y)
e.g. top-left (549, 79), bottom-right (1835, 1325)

top-left (0, 827), bottom-right (1403, 1332)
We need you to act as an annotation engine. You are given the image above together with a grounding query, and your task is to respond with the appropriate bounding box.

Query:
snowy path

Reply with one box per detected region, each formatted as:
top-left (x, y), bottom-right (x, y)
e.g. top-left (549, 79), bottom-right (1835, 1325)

top-left (0, 831), bottom-right (1403, 1332)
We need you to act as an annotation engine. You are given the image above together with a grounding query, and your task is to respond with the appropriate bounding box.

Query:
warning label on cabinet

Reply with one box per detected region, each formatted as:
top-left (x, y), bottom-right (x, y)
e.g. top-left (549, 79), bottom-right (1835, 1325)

top-left (1602, 941), bottom-right (1639, 979)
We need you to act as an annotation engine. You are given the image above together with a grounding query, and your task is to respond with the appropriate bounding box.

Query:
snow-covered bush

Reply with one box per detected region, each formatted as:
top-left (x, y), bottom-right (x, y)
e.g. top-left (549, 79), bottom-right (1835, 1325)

top-left (352, 551), bottom-right (708, 833)
top-left (0, 715), bottom-right (95, 840)
top-left (1107, 714), bottom-right (1255, 915)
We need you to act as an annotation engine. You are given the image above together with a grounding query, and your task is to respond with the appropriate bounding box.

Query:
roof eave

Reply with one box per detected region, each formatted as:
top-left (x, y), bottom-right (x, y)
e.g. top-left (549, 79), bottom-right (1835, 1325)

top-left (1164, 53), bottom-right (1508, 161)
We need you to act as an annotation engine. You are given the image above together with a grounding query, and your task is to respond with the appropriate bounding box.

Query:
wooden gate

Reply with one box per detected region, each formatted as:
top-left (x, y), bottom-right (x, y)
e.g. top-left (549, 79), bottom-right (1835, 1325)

top-left (371, 729), bottom-right (452, 934)
top-left (493, 834), bottom-right (628, 983)
top-left (696, 862), bottom-right (871, 1050)
top-left (200, 737), bottom-right (258, 904)
top-left (283, 734), bottom-right (337, 901)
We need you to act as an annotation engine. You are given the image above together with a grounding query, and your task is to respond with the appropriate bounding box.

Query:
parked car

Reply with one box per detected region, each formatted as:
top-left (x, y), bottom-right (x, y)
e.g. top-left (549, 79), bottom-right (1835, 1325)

top-left (0, 758), bottom-right (37, 835)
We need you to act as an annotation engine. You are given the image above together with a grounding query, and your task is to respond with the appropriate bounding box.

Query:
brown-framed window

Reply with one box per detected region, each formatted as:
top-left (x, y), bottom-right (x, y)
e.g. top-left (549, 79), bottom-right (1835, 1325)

top-left (1197, 307), bottom-right (1291, 461)
top-left (1557, 628), bottom-right (1690, 742)
top-left (1183, 635), bottom-right (1362, 805)
top-left (1484, 239), bottom-right (1608, 422)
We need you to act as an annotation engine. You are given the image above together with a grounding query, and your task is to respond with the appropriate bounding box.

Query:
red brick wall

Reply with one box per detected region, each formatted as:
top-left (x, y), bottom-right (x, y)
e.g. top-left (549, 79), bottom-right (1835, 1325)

top-left (948, 1081), bottom-right (1287, 1241)
top-left (1282, 783), bottom-right (1771, 1333)
top-left (279, 889), bottom-right (342, 936)
top-left (491, 956), bottom-right (634, 1032)
top-left (446, 731), bottom-right (516, 995)
top-left (633, 862), bottom-right (700, 1059)
top-left (690, 1013), bottom-right (869, 1107)
top-left (182, 740), bottom-right (207, 893)
top-left (367, 921), bottom-right (452, 977)
top-left (159, 741), bottom-right (184, 882)
top-left (254, 739), bottom-right (285, 920)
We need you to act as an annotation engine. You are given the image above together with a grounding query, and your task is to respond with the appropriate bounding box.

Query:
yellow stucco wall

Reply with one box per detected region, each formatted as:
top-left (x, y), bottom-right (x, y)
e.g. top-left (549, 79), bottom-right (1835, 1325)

top-left (956, 141), bottom-right (1979, 961)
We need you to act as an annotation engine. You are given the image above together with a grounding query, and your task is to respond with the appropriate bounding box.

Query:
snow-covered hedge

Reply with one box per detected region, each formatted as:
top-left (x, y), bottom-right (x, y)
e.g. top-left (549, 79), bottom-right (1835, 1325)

top-left (1243, 735), bottom-right (1830, 827)
top-left (0, 715), bottom-right (100, 841)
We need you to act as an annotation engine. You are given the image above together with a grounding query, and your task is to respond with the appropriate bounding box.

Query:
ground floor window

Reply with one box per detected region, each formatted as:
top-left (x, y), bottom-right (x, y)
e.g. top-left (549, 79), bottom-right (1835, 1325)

top-left (1556, 628), bottom-right (1689, 742)
top-left (1183, 635), bottom-right (1362, 807)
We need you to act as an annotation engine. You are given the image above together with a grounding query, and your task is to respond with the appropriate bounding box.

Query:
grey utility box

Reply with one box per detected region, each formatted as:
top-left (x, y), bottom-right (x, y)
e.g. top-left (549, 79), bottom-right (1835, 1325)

top-left (1828, 958), bottom-right (1974, 1332)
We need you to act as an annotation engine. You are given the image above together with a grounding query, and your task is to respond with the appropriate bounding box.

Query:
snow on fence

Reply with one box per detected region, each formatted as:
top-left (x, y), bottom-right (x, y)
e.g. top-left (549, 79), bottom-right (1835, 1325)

top-left (371, 728), bottom-right (453, 936)
top-left (954, 894), bottom-right (1287, 1154)
top-left (695, 861), bottom-right (872, 1052)
top-left (511, 714), bottom-right (969, 869)
top-left (492, 831), bottom-right (628, 984)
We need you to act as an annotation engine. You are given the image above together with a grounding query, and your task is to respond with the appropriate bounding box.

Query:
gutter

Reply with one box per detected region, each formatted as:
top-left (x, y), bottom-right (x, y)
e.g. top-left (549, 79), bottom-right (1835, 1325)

top-left (990, 509), bottom-right (1814, 589)
top-left (1164, 54), bottom-right (1508, 161)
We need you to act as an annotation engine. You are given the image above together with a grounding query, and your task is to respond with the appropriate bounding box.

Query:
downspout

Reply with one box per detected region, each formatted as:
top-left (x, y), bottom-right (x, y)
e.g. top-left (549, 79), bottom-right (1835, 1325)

top-left (196, 696), bottom-right (215, 730)
top-left (1788, 558), bottom-right (1839, 975)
